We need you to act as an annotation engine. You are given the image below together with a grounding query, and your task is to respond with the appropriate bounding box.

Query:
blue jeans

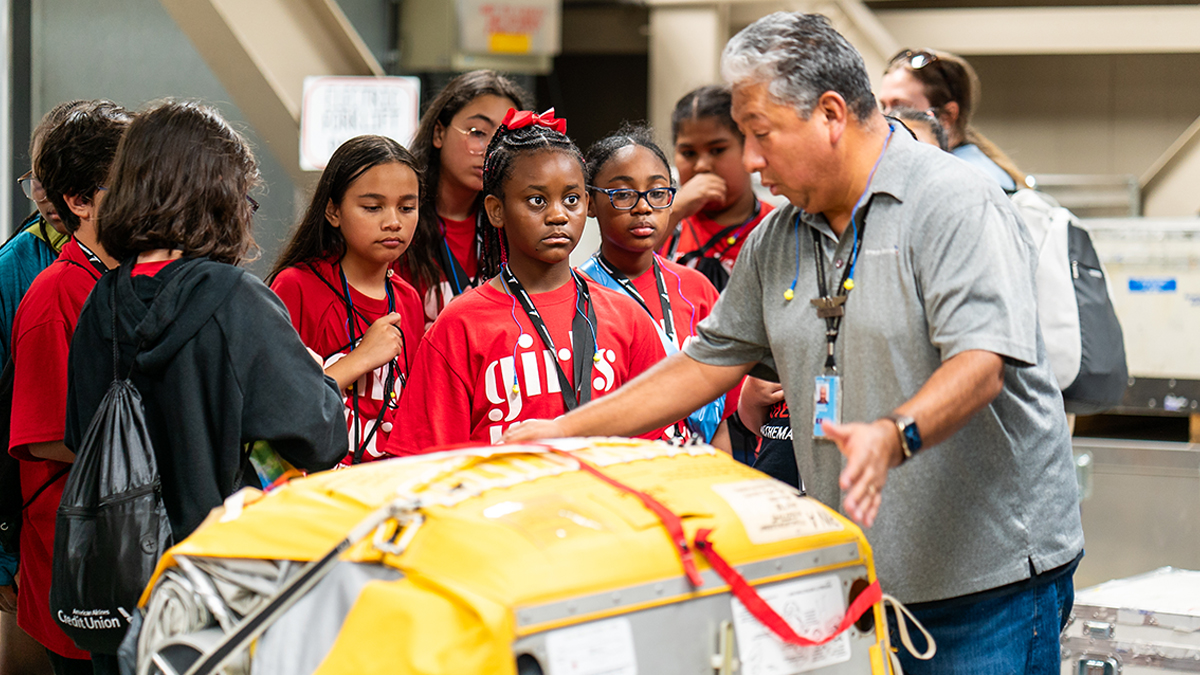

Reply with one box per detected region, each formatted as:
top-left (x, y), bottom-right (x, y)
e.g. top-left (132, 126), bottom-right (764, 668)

top-left (888, 572), bottom-right (1075, 675)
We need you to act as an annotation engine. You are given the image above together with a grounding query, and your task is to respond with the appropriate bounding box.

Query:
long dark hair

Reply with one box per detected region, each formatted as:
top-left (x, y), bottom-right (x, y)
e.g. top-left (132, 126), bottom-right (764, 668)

top-left (268, 135), bottom-right (422, 284)
top-left (98, 100), bottom-right (258, 265)
top-left (398, 70), bottom-right (531, 290)
top-left (481, 116), bottom-right (584, 268)
top-left (885, 49), bottom-right (1024, 185)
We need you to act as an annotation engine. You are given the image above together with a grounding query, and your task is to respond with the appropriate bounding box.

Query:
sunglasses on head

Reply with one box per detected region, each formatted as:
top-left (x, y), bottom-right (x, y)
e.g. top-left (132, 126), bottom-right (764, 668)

top-left (890, 49), bottom-right (939, 70)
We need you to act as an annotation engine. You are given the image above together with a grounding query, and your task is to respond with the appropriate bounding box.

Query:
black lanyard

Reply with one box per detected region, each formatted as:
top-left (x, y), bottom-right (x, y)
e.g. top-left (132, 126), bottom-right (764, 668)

top-left (808, 125), bottom-right (894, 373)
top-left (436, 215), bottom-right (482, 297)
top-left (591, 253), bottom-right (676, 345)
top-left (810, 210), bottom-right (867, 372)
top-left (74, 239), bottom-right (108, 278)
top-left (501, 266), bottom-right (597, 411)
top-left (305, 262), bottom-right (406, 464)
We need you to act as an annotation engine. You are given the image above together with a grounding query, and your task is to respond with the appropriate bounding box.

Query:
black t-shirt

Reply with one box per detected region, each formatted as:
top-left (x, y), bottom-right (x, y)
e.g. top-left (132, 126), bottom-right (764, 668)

top-left (754, 400), bottom-right (802, 492)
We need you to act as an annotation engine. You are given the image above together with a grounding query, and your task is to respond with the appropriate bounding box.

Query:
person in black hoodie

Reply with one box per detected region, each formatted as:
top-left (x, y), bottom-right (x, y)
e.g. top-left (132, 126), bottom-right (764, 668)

top-left (64, 100), bottom-right (347, 550)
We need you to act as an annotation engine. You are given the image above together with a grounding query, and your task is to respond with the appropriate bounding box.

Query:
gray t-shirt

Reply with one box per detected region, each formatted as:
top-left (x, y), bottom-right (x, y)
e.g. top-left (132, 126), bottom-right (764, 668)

top-left (684, 128), bottom-right (1084, 603)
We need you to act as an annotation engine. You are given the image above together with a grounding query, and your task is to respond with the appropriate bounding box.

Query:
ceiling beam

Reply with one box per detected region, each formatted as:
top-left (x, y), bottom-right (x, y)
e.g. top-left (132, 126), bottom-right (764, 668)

top-left (158, 0), bottom-right (383, 187)
top-left (876, 5), bottom-right (1200, 55)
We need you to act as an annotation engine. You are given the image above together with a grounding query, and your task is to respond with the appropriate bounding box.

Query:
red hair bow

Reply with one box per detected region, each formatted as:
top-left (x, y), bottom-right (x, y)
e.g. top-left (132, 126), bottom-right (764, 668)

top-left (501, 108), bottom-right (567, 134)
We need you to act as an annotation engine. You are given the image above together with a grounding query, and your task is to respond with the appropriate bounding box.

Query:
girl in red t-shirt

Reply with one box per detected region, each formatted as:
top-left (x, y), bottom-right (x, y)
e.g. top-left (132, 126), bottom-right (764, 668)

top-left (661, 85), bottom-right (774, 292)
top-left (269, 136), bottom-right (425, 464)
top-left (579, 124), bottom-right (739, 450)
top-left (397, 71), bottom-right (532, 326)
top-left (387, 110), bottom-right (666, 454)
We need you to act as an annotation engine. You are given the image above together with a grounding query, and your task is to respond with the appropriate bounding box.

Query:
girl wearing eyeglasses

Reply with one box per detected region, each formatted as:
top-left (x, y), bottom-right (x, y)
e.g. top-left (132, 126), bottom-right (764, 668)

top-left (578, 124), bottom-right (735, 449)
top-left (398, 70), bottom-right (531, 328)
top-left (879, 48), bottom-right (1025, 192)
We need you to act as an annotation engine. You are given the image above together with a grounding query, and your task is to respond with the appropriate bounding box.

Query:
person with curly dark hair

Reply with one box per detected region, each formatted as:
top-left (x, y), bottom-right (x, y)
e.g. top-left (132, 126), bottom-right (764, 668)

top-left (8, 99), bottom-right (131, 675)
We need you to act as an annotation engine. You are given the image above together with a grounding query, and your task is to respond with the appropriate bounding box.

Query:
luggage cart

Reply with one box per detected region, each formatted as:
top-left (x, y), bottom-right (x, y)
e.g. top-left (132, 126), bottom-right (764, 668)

top-left (134, 438), bottom-right (922, 675)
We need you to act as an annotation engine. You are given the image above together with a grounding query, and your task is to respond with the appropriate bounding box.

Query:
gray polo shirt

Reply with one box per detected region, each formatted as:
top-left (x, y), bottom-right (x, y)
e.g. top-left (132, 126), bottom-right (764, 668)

top-left (685, 128), bottom-right (1084, 603)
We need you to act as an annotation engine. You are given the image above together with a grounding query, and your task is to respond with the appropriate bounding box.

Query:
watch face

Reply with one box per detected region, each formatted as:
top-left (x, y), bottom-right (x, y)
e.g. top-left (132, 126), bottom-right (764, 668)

top-left (903, 422), bottom-right (922, 453)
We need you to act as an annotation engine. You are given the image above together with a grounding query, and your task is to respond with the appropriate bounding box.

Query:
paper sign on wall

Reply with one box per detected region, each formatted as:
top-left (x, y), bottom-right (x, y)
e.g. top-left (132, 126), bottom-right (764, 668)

top-left (299, 76), bottom-right (420, 171)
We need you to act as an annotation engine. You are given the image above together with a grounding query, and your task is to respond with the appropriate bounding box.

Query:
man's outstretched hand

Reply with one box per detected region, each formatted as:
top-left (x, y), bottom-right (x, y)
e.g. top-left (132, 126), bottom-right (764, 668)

top-left (502, 418), bottom-right (567, 444)
top-left (821, 419), bottom-right (902, 528)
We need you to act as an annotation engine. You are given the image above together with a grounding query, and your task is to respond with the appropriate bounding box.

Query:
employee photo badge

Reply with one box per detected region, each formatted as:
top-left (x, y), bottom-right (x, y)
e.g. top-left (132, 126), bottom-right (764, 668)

top-left (812, 375), bottom-right (842, 438)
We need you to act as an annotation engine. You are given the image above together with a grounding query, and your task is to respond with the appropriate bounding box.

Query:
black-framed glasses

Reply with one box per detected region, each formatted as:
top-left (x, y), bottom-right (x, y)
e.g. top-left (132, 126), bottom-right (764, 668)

top-left (246, 195), bottom-right (260, 213)
top-left (589, 186), bottom-right (676, 211)
top-left (890, 49), bottom-right (939, 70)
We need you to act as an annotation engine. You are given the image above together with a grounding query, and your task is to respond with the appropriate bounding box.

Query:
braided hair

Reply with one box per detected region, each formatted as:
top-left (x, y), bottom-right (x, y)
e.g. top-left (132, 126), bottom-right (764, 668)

top-left (671, 85), bottom-right (740, 143)
top-left (584, 122), bottom-right (672, 186)
top-left (479, 117), bottom-right (584, 276)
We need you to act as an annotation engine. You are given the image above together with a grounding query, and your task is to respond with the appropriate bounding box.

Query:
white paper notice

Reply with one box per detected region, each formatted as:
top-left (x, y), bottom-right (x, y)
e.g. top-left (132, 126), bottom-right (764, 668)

top-left (711, 480), bottom-right (843, 544)
top-left (731, 574), bottom-right (852, 675)
top-left (545, 617), bottom-right (638, 675)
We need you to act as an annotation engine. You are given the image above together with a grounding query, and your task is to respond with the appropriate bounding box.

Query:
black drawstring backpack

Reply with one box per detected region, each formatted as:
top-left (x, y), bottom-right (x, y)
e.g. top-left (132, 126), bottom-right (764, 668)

top-left (51, 281), bottom-right (173, 654)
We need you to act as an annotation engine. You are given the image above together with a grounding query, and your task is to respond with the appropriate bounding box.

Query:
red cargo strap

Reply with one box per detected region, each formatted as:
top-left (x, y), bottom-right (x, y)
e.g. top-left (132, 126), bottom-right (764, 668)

top-left (694, 528), bottom-right (881, 647)
top-left (547, 448), bottom-right (705, 586)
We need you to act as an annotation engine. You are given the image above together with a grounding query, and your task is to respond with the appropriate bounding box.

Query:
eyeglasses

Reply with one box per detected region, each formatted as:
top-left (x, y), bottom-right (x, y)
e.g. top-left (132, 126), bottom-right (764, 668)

top-left (589, 186), bottom-right (676, 211)
top-left (17, 171), bottom-right (42, 202)
top-left (451, 125), bottom-right (493, 156)
top-left (890, 49), bottom-right (939, 70)
top-left (246, 195), bottom-right (260, 213)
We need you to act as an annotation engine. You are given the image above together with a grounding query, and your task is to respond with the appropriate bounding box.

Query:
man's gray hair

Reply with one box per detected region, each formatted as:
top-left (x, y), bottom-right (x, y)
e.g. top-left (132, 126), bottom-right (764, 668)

top-left (721, 12), bottom-right (877, 122)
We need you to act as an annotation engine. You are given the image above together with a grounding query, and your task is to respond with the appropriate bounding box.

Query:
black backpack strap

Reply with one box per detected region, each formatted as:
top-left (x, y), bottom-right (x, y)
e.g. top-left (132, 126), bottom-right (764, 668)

top-left (58, 256), bottom-right (103, 282)
top-left (22, 466), bottom-right (70, 509)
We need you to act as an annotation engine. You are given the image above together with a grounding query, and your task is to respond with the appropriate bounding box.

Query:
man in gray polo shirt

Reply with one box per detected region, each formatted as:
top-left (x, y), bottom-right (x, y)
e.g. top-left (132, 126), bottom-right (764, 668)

top-left (508, 12), bottom-right (1083, 673)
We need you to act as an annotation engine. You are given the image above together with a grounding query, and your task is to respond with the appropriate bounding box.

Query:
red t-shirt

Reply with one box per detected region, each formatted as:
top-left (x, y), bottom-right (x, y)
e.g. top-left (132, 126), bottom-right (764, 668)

top-left (442, 214), bottom-right (478, 282)
top-left (9, 237), bottom-right (99, 659)
top-left (131, 259), bottom-right (173, 277)
top-left (387, 279), bottom-right (667, 454)
top-left (663, 200), bottom-right (775, 277)
top-left (271, 257), bottom-right (425, 463)
top-left (400, 213), bottom-right (481, 330)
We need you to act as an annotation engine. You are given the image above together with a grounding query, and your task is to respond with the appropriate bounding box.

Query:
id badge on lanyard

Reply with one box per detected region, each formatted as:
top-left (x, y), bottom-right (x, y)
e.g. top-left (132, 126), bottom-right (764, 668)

top-left (805, 125), bottom-right (892, 439)
top-left (812, 374), bottom-right (842, 437)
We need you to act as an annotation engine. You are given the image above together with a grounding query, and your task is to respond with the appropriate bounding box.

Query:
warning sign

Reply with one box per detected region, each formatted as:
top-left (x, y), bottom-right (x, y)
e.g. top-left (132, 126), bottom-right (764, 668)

top-left (457, 0), bottom-right (561, 56)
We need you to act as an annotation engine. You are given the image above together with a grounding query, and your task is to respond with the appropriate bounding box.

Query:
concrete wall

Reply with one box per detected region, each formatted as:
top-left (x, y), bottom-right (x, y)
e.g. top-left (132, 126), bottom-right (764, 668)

top-left (31, 0), bottom-right (300, 276)
top-left (964, 53), bottom-right (1200, 180)
top-left (28, 0), bottom-right (395, 275)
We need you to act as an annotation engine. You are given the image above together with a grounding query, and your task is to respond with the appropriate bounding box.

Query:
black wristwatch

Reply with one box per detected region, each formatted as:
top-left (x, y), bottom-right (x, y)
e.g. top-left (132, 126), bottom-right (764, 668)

top-left (883, 414), bottom-right (922, 462)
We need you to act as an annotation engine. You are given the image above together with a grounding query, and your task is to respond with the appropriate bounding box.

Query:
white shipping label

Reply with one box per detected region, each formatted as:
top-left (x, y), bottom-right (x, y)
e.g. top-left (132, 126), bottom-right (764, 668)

top-left (731, 574), bottom-right (852, 675)
top-left (545, 617), bottom-right (638, 675)
top-left (711, 480), bottom-right (843, 544)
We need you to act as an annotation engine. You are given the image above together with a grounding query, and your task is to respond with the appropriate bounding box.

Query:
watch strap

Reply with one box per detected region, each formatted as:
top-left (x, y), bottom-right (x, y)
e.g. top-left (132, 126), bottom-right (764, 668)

top-left (883, 413), bottom-right (916, 463)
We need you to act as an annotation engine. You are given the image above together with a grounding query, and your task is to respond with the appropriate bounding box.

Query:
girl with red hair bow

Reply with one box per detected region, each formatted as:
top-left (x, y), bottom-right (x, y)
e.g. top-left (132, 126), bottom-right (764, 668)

top-left (387, 110), bottom-right (667, 454)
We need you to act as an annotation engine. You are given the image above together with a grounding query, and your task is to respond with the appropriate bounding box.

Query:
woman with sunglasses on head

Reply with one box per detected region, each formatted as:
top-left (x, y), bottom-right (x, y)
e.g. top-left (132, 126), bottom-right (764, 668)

top-left (397, 71), bottom-right (531, 327)
top-left (879, 49), bottom-right (1024, 192)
